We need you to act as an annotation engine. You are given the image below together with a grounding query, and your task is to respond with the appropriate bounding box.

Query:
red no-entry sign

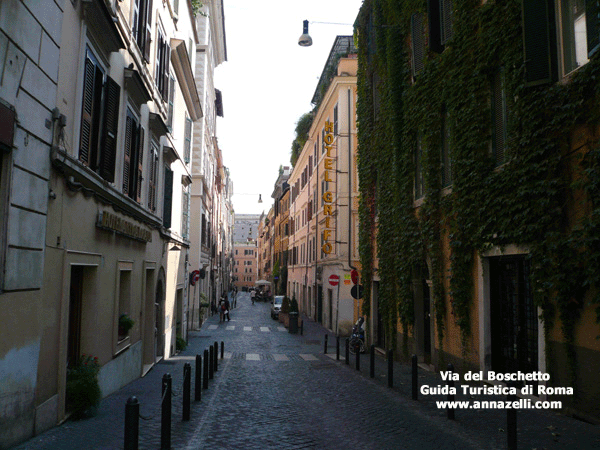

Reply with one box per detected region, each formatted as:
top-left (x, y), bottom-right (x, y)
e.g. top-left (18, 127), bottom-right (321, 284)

top-left (328, 274), bottom-right (340, 286)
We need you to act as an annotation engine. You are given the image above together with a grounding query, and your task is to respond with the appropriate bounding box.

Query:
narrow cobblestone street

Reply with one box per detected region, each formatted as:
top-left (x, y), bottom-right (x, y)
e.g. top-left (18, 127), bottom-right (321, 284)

top-left (13, 292), bottom-right (600, 450)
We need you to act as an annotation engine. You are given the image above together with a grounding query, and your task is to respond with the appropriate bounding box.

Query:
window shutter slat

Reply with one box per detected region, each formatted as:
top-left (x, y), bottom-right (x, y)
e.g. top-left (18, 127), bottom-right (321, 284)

top-left (100, 76), bottom-right (120, 182)
top-left (587, 0), bottom-right (600, 58)
top-left (144, 0), bottom-right (153, 62)
top-left (79, 57), bottom-right (95, 165)
top-left (522, 0), bottom-right (554, 86)
top-left (163, 166), bottom-right (173, 228)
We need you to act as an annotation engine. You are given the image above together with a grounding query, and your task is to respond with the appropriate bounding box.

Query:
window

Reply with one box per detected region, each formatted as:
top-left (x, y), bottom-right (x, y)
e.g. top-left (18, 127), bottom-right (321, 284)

top-left (155, 28), bottom-right (171, 100)
top-left (132, 0), bottom-right (152, 61)
top-left (184, 115), bottom-right (192, 164)
top-left (182, 185), bottom-right (190, 240)
top-left (491, 70), bottom-right (508, 167)
top-left (411, 13), bottom-right (426, 78)
top-left (79, 48), bottom-right (120, 182)
top-left (148, 140), bottom-right (159, 211)
top-left (560, 0), bottom-right (588, 74)
top-left (414, 135), bottom-right (424, 200)
top-left (167, 76), bottom-right (175, 130)
top-left (123, 108), bottom-right (144, 202)
top-left (441, 113), bottom-right (452, 188)
top-left (163, 166), bottom-right (173, 228)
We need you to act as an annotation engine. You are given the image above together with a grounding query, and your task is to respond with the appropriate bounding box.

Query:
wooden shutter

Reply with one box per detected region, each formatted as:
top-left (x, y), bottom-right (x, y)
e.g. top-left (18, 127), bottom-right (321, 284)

top-left (184, 117), bottom-right (191, 164)
top-left (427, 0), bottom-right (443, 53)
top-left (144, 0), bottom-right (153, 62)
top-left (163, 43), bottom-right (171, 100)
top-left (136, 126), bottom-right (144, 203)
top-left (411, 13), bottom-right (425, 78)
top-left (587, 0), bottom-right (600, 58)
top-left (163, 166), bottom-right (173, 228)
top-left (79, 56), bottom-right (96, 165)
top-left (99, 76), bottom-right (120, 182)
top-left (441, 0), bottom-right (453, 45)
top-left (522, 0), bottom-right (556, 86)
top-left (123, 114), bottom-right (133, 195)
top-left (148, 143), bottom-right (158, 211)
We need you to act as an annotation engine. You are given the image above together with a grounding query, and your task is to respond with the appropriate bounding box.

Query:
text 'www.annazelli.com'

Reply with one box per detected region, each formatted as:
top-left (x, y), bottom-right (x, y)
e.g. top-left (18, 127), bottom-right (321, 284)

top-left (435, 399), bottom-right (563, 410)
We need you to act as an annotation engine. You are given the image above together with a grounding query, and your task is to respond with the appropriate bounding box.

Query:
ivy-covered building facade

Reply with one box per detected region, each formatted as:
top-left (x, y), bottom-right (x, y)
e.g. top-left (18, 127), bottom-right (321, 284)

top-left (355, 0), bottom-right (600, 421)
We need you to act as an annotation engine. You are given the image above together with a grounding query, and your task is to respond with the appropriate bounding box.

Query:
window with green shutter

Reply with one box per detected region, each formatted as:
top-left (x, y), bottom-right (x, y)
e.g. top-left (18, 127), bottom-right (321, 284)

top-left (163, 166), bottom-right (173, 228)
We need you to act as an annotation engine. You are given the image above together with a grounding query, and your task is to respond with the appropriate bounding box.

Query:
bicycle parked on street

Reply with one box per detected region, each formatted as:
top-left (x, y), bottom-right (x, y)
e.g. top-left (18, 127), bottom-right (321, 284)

top-left (349, 317), bottom-right (366, 355)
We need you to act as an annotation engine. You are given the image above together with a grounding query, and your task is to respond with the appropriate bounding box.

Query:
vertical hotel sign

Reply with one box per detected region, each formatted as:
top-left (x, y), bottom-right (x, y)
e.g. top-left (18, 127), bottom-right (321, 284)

top-left (322, 121), bottom-right (335, 254)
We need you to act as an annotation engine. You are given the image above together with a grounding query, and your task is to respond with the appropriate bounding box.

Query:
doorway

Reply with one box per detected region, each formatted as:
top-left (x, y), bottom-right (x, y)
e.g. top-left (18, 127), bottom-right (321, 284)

top-left (155, 279), bottom-right (164, 361)
top-left (489, 256), bottom-right (538, 374)
top-left (67, 266), bottom-right (84, 369)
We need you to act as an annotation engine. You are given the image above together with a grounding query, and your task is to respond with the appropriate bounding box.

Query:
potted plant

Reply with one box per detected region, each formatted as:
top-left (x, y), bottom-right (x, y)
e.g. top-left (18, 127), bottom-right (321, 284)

top-left (66, 354), bottom-right (102, 419)
top-left (118, 313), bottom-right (134, 339)
top-left (279, 296), bottom-right (290, 327)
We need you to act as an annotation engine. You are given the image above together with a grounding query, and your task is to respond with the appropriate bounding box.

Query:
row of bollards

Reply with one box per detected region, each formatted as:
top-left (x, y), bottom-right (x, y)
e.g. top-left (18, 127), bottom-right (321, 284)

top-left (124, 341), bottom-right (225, 450)
top-left (328, 335), bottom-right (518, 450)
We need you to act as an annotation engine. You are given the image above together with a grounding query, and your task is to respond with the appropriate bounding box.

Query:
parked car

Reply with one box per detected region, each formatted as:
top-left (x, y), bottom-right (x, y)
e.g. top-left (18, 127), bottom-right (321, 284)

top-left (271, 295), bottom-right (284, 319)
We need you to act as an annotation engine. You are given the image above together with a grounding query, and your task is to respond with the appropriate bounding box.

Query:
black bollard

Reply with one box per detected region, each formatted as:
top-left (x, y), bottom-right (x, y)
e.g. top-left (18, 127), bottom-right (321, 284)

top-left (195, 355), bottom-right (202, 401)
top-left (412, 354), bottom-right (418, 400)
top-left (214, 342), bottom-right (218, 372)
top-left (336, 336), bottom-right (340, 360)
top-left (324, 334), bottom-right (328, 354)
top-left (203, 349), bottom-right (209, 389)
top-left (209, 346), bottom-right (214, 380)
top-left (355, 345), bottom-right (360, 371)
top-left (183, 363), bottom-right (191, 421)
top-left (221, 341), bottom-right (224, 359)
top-left (124, 396), bottom-right (139, 450)
top-left (370, 345), bottom-right (375, 378)
top-left (161, 374), bottom-right (172, 450)
top-left (507, 382), bottom-right (517, 450)
top-left (388, 349), bottom-right (394, 388)
top-left (345, 338), bottom-right (350, 365)
top-left (447, 363), bottom-right (455, 420)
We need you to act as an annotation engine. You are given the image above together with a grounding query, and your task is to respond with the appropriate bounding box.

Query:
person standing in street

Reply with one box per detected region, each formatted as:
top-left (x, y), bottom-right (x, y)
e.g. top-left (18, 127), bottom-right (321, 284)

top-left (223, 296), bottom-right (231, 321)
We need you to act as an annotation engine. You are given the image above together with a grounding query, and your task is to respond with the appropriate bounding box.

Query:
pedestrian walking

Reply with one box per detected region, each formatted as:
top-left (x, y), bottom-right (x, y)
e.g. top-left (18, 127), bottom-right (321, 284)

top-left (224, 296), bottom-right (231, 321)
top-left (251, 288), bottom-right (256, 305)
top-left (218, 295), bottom-right (225, 322)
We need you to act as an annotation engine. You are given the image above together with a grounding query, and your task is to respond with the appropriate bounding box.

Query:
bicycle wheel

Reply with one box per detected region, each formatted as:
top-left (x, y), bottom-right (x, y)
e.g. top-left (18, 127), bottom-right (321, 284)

top-left (348, 337), bottom-right (359, 355)
top-left (358, 339), bottom-right (366, 353)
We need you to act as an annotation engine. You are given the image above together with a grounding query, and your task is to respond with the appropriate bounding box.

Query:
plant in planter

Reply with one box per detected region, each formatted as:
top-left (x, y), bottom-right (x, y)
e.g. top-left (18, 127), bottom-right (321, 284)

top-left (66, 354), bottom-right (102, 419)
top-left (289, 296), bottom-right (299, 313)
top-left (279, 296), bottom-right (290, 326)
top-left (118, 313), bottom-right (134, 339)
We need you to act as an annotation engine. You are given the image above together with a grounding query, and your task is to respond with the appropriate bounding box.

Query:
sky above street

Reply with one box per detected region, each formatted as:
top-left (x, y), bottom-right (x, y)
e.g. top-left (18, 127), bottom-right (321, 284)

top-left (215, 0), bottom-right (364, 216)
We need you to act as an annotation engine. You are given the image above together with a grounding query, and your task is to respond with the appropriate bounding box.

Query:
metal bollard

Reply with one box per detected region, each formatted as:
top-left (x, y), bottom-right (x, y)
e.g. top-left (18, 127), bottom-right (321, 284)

top-left (214, 342), bottom-right (218, 372)
top-left (412, 354), bottom-right (418, 400)
top-left (209, 346), bottom-right (214, 380)
top-left (447, 363), bottom-right (455, 420)
top-left (195, 355), bottom-right (202, 401)
top-left (324, 334), bottom-right (328, 354)
top-left (183, 363), bottom-right (191, 421)
top-left (345, 338), bottom-right (350, 365)
top-left (221, 341), bottom-right (224, 359)
top-left (161, 374), bottom-right (172, 450)
top-left (388, 349), bottom-right (394, 388)
top-left (203, 349), bottom-right (209, 389)
top-left (336, 336), bottom-right (340, 360)
top-left (507, 382), bottom-right (517, 450)
top-left (355, 345), bottom-right (360, 371)
top-left (370, 345), bottom-right (375, 378)
top-left (124, 396), bottom-right (139, 450)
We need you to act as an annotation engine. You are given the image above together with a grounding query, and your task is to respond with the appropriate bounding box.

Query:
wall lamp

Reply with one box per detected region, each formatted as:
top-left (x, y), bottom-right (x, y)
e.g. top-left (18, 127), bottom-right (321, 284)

top-left (298, 20), bottom-right (353, 47)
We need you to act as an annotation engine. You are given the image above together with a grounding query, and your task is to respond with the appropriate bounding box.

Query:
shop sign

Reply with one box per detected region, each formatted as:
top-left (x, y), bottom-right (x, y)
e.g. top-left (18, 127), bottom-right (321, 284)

top-left (97, 210), bottom-right (152, 242)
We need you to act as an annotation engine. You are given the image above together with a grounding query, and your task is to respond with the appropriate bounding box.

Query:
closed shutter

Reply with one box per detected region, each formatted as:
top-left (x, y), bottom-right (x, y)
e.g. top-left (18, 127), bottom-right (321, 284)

top-left (427, 0), bottom-right (443, 53)
top-left (164, 43), bottom-right (171, 100)
top-left (441, 0), bottom-right (454, 45)
top-left (148, 143), bottom-right (158, 211)
top-left (99, 76), bottom-right (120, 182)
top-left (167, 76), bottom-right (175, 130)
top-left (123, 115), bottom-right (133, 195)
top-left (163, 166), bottom-right (173, 228)
top-left (587, 0), bottom-right (600, 58)
top-left (184, 116), bottom-right (191, 164)
top-left (522, 0), bottom-right (556, 86)
top-left (79, 56), bottom-right (96, 165)
top-left (411, 13), bottom-right (425, 78)
top-left (136, 127), bottom-right (144, 203)
top-left (144, 0), bottom-right (153, 62)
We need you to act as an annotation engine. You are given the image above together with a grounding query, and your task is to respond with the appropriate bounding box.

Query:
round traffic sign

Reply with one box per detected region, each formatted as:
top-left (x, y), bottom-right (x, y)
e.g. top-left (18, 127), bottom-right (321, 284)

top-left (351, 269), bottom-right (359, 285)
top-left (328, 274), bottom-right (340, 286)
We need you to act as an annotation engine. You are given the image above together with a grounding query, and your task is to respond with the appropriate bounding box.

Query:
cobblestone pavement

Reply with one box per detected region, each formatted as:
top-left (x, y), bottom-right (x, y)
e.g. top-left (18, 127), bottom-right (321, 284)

top-left (12, 292), bottom-right (600, 449)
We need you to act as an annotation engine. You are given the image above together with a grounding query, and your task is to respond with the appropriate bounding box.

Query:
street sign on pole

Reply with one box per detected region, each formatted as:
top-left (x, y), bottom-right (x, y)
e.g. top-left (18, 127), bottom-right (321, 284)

top-left (328, 274), bottom-right (340, 286)
top-left (351, 284), bottom-right (364, 299)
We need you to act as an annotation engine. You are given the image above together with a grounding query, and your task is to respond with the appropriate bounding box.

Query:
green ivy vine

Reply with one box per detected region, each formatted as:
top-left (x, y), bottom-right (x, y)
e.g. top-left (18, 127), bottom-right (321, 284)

top-left (356, 0), bottom-right (600, 378)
